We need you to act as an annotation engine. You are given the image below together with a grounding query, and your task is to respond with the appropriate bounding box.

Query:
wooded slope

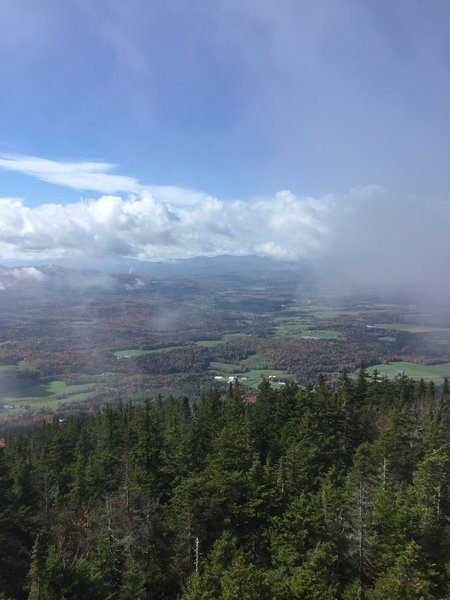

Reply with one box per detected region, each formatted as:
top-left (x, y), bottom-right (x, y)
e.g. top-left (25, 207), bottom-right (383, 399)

top-left (1, 370), bottom-right (449, 599)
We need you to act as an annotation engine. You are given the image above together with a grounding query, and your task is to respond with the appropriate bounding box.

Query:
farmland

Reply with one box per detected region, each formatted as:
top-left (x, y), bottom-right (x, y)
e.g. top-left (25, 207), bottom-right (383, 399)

top-left (1, 380), bottom-right (96, 411)
top-left (2, 261), bottom-right (450, 425)
top-left (365, 361), bottom-right (450, 382)
top-left (114, 346), bottom-right (185, 358)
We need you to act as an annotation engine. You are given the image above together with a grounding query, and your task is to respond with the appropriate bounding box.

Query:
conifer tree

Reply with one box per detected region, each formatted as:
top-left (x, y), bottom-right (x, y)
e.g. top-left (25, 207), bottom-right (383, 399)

top-left (366, 540), bottom-right (437, 600)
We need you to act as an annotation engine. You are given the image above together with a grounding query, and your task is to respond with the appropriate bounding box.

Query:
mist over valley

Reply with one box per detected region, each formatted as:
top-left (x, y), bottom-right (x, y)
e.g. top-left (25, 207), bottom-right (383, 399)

top-left (1, 256), bottom-right (450, 433)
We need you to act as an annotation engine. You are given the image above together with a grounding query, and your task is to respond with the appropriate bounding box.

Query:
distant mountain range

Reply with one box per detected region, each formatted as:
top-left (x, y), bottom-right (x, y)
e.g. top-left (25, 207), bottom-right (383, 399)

top-left (0, 255), bottom-right (315, 287)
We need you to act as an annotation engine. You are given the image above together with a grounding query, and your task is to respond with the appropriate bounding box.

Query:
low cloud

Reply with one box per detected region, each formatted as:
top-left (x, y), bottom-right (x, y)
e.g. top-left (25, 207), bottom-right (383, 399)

top-left (319, 187), bottom-right (450, 301)
top-left (0, 190), bottom-right (326, 262)
top-left (0, 154), bottom-right (448, 301)
top-left (11, 266), bottom-right (45, 281)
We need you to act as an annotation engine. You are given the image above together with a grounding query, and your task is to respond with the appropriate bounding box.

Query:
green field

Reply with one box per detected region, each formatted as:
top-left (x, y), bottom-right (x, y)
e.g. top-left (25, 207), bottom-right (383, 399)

top-left (223, 332), bottom-right (251, 338)
top-left (274, 316), bottom-right (342, 341)
top-left (0, 360), bottom-right (35, 373)
top-left (211, 369), bottom-right (290, 389)
top-left (300, 330), bottom-right (343, 340)
top-left (195, 340), bottom-right (222, 347)
top-left (274, 318), bottom-right (308, 337)
top-left (2, 380), bottom-right (95, 403)
top-left (209, 361), bottom-right (241, 373)
top-left (378, 336), bottom-right (396, 342)
top-left (210, 352), bottom-right (270, 374)
top-left (365, 361), bottom-right (450, 382)
top-left (26, 389), bottom-right (97, 409)
top-left (232, 369), bottom-right (290, 389)
top-left (114, 346), bottom-right (185, 358)
top-left (240, 353), bottom-right (269, 369)
top-left (377, 323), bottom-right (449, 334)
top-left (300, 306), bottom-right (362, 318)
top-left (274, 315), bottom-right (310, 323)
top-left (209, 355), bottom-right (291, 389)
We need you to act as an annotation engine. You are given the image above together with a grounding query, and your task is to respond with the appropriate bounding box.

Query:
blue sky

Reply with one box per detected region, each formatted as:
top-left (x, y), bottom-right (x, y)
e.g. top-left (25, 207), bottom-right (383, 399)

top-left (0, 0), bottom-right (449, 289)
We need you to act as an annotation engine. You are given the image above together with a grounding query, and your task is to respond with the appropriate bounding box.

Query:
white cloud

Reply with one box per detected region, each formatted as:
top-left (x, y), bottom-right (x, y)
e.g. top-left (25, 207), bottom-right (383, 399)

top-left (0, 154), bottom-right (213, 206)
top-left (0, 155), bottom-right (329, 260)
top-left (11, 266), bottom-right (45, 281)
top-left (0, 188), bottom-right (327, 262)
top-left (3, 184), bottom-right (445, 301)
top-left (0, 154), bottom-right (143, 194)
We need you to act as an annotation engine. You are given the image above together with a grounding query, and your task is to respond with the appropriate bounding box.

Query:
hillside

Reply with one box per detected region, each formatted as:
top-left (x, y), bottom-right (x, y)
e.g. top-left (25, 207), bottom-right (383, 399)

top-left (0, 373), bottom-right (449, 598)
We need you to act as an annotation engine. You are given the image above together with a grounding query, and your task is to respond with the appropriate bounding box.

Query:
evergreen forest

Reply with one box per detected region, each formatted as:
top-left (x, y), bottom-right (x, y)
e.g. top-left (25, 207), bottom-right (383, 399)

top-left (0, 370), bottom-right (449, 599)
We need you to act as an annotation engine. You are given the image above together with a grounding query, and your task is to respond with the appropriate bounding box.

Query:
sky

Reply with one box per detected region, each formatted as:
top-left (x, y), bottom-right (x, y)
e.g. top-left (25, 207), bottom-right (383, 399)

top-left (0, 0), bottom-right (449, 295)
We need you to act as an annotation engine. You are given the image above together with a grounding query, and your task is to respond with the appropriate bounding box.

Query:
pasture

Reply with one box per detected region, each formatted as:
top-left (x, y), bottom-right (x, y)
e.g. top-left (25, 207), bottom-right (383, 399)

top-left (273, 315), bottom-right (343, 341)
top-left (209, 361), bottom-right (241, 374)
top-left (2, 380), bottom-right (96, 404)
top-left (377, 323), bottom-right (450, 334)
top-left (365, 361), bottom-right (450, 382)
top-left (114, 346), bottom-right (185, 358)
top-left (195, 340), bottom-right (222, 347)
top-left (240, 353), bottom-right (269, 369)
top-left (238, 369), bottom-right (290, 388)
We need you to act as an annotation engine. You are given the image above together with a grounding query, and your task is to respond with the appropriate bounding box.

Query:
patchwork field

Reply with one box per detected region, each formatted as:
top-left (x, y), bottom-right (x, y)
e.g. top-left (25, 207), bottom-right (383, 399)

top-left (114, 346), bottom-right (185, 358)
top-left (3, 262), bottom-right (450, 426)
top-left (209, 350), bottom-right (291, 388)
top-left (240, 353), bottom-right (270, 369)
top-left (210, 361), bottom-right (241, 374)
top-left (195, 340), bottom-right (222, 347)
top-left (274, 315), bottom-right (343, 340)
top-left (298, 305), bottom-right (363, 318)
top-left (241, 369), bottom-right (291, 388)
top-left (212, 368), bottom-right (290, 389)
top-left (365, 361), bottom-right (450, 382)
top-left (377, 323), bottom-right (450, 334)
top-left (1, 380), bottom-right (96, 410)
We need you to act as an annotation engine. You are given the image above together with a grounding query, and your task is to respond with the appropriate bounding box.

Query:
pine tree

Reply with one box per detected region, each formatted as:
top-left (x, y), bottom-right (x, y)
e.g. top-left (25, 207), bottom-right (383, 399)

top-left (287, 542), bottom-right (339, 600)
top-left (28, 533), bottom-right (47, 600)
top-left (131, 398), bottom-right (164, 497)
top-left (250, 378), bottom-right (276, 462)
top-left (161, 395), bottom-right (193, 487)
top-left (119, 555), bottom-right (146, 600)
top-left (344, 443), bottom-right (378, 595)
top-left (220, 550), bottom-right (268, 600)
top-left (366, 541), bottom-right (437, 599)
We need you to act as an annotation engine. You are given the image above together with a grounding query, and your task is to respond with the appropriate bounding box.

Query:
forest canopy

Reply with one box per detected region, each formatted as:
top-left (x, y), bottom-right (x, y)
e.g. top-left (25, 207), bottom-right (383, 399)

top-left (0, 370), bottom-right (449, 599)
